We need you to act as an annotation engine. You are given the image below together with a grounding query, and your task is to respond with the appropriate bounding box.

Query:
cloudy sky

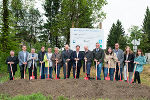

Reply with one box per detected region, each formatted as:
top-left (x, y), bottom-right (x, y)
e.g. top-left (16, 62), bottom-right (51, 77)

top-left (103, 0), bottom-right (150, 35)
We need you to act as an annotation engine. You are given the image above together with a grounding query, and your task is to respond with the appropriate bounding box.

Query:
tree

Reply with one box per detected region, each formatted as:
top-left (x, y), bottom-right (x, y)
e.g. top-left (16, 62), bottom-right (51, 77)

top-left (107, 20), bottom-right (127, 50)
top-left (141, 7), bottom-right (150, 53)
top-left (43, 0), bottom-right (107, 47)
top-left (0, 0), bottom-right (19, 71)
top-left (57, 0), bottom-right (107, 45)
top-left (43, 0), bottom-right (61, 48)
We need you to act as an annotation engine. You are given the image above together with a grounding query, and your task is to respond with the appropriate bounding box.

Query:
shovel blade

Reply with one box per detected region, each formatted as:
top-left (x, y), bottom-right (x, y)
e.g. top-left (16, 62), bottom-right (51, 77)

top-left (105, 77), bottom-right (110, 80)
top-left (84, 77), bottom-right (89, 80)
top-left (30, 76), bottom-right (35, 80)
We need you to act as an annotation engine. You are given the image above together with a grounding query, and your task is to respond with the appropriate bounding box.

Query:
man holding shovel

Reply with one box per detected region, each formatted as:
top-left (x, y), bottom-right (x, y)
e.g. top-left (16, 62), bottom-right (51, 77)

top-left (18, 45), bottom-right (29, 79)
top-left (6, 50), bottom-right (19, 80)
top-left (62, 44), bottom-right (73, 79)
top-left (83, 46), bottom-right (93, 80)
top-left (72, 45), bottom-right (83, 79)
top-left (51, 47), bottom-right (62, 79)
top-left (113, 43), bottom-right (124, 81)
top-left (38, 46), bottom-right (47, 79)
top-left (27, 48), bottom-right (38, 80)
top-left (93, 43), bottom-right (104, 80)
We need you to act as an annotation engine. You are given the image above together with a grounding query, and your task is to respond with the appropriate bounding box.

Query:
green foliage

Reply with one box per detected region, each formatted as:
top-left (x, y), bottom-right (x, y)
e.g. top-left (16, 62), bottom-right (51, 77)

top-left (141, 7), bottom-right (150, 53)
top-left (57, 96), bottom-right (69, 100)
top-left (107, 20), bottom-right (127, 50)
top-left (0, 93), bottom-right (69, 100)
top-left (43, 0), bottom-right (107, 47)
top-left (127, 26), bottom-right (143, 50)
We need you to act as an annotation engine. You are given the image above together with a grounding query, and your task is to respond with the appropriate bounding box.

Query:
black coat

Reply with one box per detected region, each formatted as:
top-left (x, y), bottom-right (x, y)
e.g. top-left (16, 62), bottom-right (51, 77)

top-left (38, 51), bottom-right (47, 62)
top-left (124, 53), bottom-right (135, 72)
top-left (71, 51), bottom-right (83, 67)
top-left (62, 49), bottom-right (73, 64)
top-left (83, 50), bottom-right (93, 63)
top-left (6, 56), bottom-right (19, 72)
top-left (93, 48), bottom-right (104, 63)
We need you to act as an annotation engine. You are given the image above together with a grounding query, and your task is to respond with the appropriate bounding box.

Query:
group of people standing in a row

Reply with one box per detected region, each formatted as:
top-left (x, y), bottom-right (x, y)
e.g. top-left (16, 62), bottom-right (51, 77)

top-left (6, 43), bottom-right (146, 84)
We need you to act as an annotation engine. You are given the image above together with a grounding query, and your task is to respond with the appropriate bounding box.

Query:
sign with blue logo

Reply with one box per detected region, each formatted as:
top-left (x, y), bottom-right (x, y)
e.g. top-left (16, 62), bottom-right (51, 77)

top-left (99, 40), bottom-right (102, 44)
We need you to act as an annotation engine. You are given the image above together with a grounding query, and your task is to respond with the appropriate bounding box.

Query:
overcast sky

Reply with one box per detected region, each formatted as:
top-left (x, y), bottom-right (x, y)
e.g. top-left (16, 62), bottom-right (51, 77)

top-left (103, 0), bottom-right (150, 35)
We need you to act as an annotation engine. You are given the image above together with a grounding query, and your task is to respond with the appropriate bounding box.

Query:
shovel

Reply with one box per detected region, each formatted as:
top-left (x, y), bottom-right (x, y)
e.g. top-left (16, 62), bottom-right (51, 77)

top-left (75, 60), bottom-right (78, 79)
top-left (105, 60), bottom-right (110, 80)
top-left (65, 61), bottom-right (68, 79)
top-left (30, 59), bottom-right (35, 80)
top-left (131, 64), bottom-right (137, 84)
top-left (55, 60), bottom-right (59, 79)
top-left (84, 59), bottom-right (89, 80)
top-left (118, 63), bottom-right (123, 82)
top-left (114, 66), bottom-right (116, 81)
top-left (96, 61), bottom-right (98, 80)
top-left (40, 62), bottom-right (42, 79)
top-left (10, 64), bottom-right (14, 80)
top-left (24, 64), bottom-right (26, 79)
top-left (47, 60), bottom-right (50, 79)
top-left (126, 62), bottom-right (129, 83)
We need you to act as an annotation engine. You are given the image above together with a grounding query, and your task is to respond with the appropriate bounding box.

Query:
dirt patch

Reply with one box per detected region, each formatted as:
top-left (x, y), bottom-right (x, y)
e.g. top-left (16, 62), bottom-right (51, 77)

top-left (0, 79), bottom-right (150, 100)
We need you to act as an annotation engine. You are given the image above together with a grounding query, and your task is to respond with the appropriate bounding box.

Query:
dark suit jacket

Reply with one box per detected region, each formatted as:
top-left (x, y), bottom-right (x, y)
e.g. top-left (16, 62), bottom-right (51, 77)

top-left (62, 49), bottom-right (73, 64)
top-left (6, 56), bottom-right (19, 72)
top-left (83, 50), bottom-right (93, 63)
top-left (71, 51), bottom-right (83, 67)
top-left (38, 51), bottom-right (47, 62)
top-left (124, 53), bottom-right (135, 72)
top-left (93, 48), bottom-right (104, 63)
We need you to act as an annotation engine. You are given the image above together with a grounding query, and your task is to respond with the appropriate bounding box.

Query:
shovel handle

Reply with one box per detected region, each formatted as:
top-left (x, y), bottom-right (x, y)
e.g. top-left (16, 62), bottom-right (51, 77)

top-left (75, 60), bottom-right (78, 79)
top-left (131, 64), bottom-right (137, 83)
top-left (96, 61), bottom-right (97, 80)
top-left (56, 61), bottom-right (58, 79)
top-left (10, 64), bottom-right (14, 80)
top-left (40, 63), bottom-right (42, 79)
top-left (65, 62), bottom-right (68, 78)
top-left (126, 62), bottom-right (129, 82)
top-left (24, 64), bottom-right (26, 79)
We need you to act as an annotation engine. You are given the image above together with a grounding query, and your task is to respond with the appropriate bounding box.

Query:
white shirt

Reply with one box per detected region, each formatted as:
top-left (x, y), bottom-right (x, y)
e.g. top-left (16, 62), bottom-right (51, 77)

top-left (76, 52), bottom-right (79, 58)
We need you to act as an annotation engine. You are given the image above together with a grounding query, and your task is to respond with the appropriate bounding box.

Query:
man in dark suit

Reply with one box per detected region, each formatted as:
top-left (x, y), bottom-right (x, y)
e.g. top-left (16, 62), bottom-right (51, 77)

top-left (71, 45), bottom-right (83, 79)
top-left (38, 46), bottom-right (47, 79)
top-left (62, 44), bottom-right (73, 79)
top-left (6, 50), bottom-right (19, 80)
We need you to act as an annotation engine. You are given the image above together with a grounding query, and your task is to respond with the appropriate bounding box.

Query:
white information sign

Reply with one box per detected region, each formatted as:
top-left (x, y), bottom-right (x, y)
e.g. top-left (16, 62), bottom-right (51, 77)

top-left (70, 28), bottom-right (105, 51)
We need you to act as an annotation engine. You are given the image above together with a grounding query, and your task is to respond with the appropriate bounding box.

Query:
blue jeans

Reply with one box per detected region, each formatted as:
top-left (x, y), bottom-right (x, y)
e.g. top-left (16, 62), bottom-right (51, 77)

top-left (104, 67), bottom-right (115, 81)
top-left (54, 64), bottom-right (60, 78)
top-left (39, 63), bottom-right (45, 79)
top-left (86, 62), bottom-right (91, 75)
top-left (45, 67), bottom-right (53, 78)
top-left (95, 63), bottom-right (102, 80)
